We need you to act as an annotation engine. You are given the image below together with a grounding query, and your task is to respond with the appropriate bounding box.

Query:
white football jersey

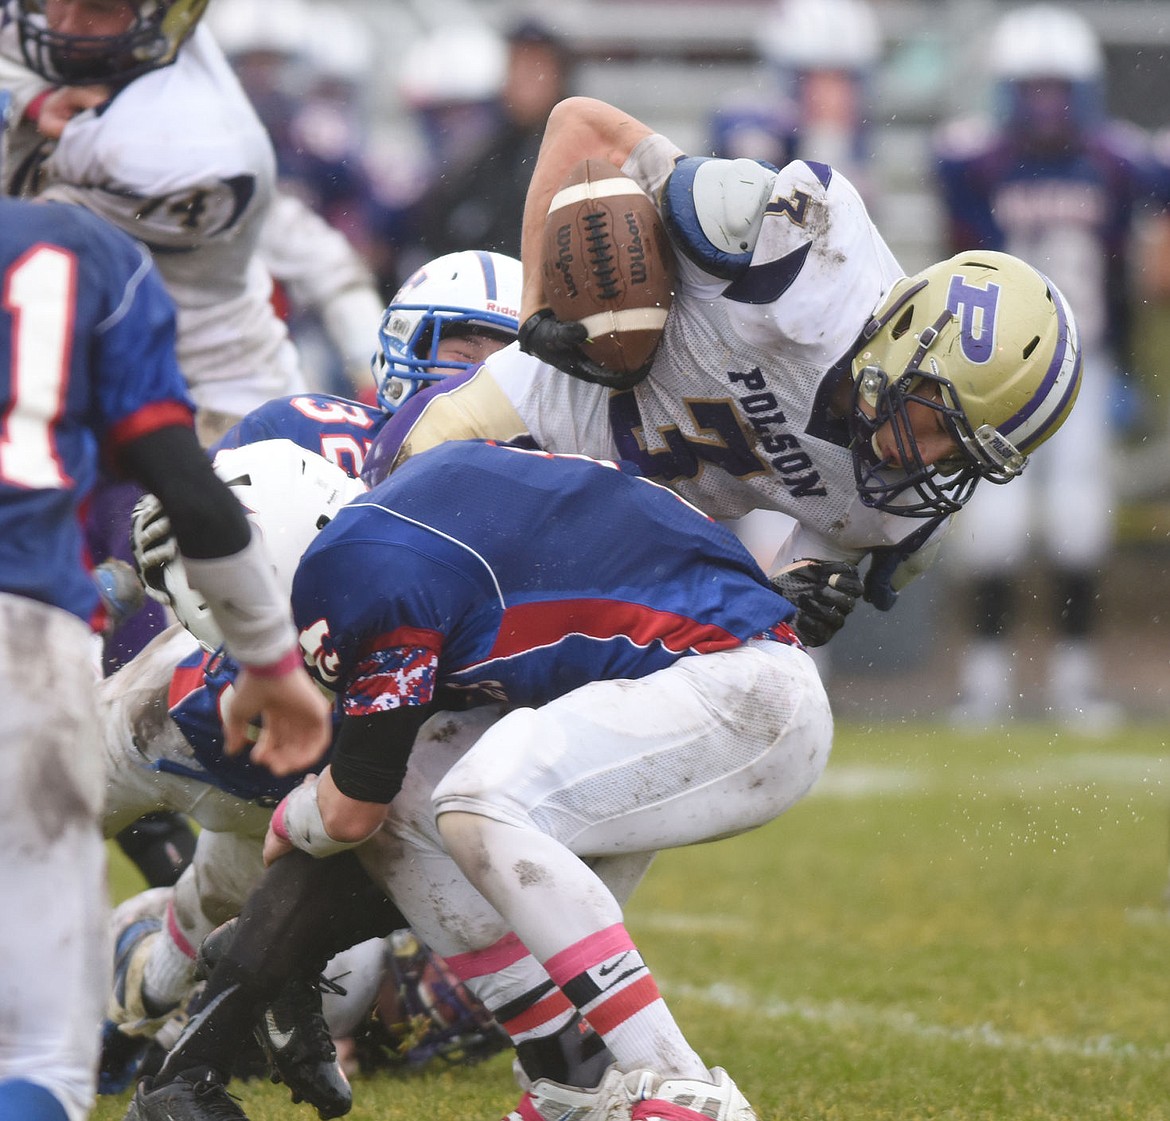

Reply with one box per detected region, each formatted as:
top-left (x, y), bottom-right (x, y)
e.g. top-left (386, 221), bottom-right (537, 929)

top-left (258, 191), bottom-right (384, 385)
top-left (380, 135), bottom-right (952, 583)
top-left (488, 135), bottom-right (935, 563)
top-left (0, 25), bottom-right (301, 416)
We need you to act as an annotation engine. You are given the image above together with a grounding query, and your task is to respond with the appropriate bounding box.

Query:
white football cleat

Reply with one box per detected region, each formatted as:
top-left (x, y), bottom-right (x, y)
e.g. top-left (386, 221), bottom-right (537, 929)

top-left (627, 1066), bottom-right (757, 1121)
top-left (504, 1064), bottom-right (630, 1121)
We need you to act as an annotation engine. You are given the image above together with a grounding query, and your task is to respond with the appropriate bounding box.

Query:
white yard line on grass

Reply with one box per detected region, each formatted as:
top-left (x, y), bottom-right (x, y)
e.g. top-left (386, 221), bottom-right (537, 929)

top-left (811, 754), bottom-right (1169, 799)
top-left (632, 913), bottom-right (754, 935)
top-left (663, 979), bottom-right (1170, 1062)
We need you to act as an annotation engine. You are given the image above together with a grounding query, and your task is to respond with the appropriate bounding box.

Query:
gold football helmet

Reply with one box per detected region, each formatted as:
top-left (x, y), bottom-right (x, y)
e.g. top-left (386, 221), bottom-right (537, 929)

top-left (849, 250), bottom-right (1082, 518)
top-left (15, 0), bottom-right (209, 85)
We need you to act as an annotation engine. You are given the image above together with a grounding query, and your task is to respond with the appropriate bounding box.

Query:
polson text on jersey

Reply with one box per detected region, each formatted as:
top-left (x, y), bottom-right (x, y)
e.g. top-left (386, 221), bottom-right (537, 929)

top-left (730, 367), bottom-right (827, 498)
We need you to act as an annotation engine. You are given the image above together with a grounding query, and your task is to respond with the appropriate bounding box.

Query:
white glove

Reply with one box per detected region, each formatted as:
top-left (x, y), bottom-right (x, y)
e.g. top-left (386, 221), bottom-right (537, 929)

top-left (130, 493), bottom-right (177, 605)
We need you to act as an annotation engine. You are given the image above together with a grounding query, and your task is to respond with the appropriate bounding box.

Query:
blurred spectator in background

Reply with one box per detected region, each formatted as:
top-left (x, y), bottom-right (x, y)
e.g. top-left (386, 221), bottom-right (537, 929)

top-left (404, 16), bottom-right (575, 263)
top-left (1117, 131), bottom-right (1170, 503)
top-left (709, 0), bottom-right (881, 198)
top-left (209, 0), bottom-right (375, 241)
top-left (208, 0), bottom-right (385, 396)
top-left (387, 20), bottom-right (507, 285)
top-left (933, 3), bottom-right (1162, 730)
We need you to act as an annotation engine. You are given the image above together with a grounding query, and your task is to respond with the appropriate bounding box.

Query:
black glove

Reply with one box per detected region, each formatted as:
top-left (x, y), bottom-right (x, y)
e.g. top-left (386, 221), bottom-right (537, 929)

top-left (518, 308), bottom-right (647, 391)
top-left (770, 558), bottom-right (865, 647)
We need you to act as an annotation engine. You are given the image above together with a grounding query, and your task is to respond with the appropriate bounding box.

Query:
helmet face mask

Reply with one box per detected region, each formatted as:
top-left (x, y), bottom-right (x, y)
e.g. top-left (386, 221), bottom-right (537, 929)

top-left (372, 250), bottom-right (521, 413)
top-left (15, 0), bottom-right (208, 85)
top-left (849, 360), bottom-right (983, 519)
top-left (848, 251), bottom-right (1082, 519)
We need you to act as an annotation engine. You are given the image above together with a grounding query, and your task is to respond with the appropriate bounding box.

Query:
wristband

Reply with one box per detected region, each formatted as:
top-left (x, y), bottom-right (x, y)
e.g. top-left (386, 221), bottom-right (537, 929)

top-left (272, 780), bottom-right (355, 858)
top-left (245, 647), bottom-right (304, 679)
top-left (24, 89), bottom-right (53, 124)
top-left (270, 797), bottom-right (291, 842)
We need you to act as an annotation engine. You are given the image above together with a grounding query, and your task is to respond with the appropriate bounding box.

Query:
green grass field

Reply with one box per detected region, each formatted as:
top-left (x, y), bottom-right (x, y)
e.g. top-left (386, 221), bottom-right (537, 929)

top-left (93, 718), bottom-right (1170, 1121)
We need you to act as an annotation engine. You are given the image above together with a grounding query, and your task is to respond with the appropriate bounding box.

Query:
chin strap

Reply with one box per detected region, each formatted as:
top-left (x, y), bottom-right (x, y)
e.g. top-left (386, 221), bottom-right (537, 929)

top-left (863, 514), bottom-right (949, 611)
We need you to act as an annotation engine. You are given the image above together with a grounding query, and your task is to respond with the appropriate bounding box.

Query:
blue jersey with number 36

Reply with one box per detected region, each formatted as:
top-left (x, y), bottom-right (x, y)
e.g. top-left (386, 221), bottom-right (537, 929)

top-left (213, 393), bottom-right (387, 479)
top-left (0, 200), bottom-right (194, 626)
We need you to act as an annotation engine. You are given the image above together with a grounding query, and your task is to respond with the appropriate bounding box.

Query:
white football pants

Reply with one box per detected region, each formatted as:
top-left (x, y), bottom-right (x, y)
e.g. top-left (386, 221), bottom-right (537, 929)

top-left (357, 639), bottom-right (832, 1006)
top-left (0, 596), bottom-right (108, 1121)
top-left (99, 623), bottom-right (273, 959)
top-left (944, 351), bottom-right (1115, 573)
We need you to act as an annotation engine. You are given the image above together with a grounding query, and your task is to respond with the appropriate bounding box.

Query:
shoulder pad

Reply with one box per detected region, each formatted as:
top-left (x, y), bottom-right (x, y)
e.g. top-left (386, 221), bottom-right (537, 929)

top-left (661, 155), bottom-right (777, 280)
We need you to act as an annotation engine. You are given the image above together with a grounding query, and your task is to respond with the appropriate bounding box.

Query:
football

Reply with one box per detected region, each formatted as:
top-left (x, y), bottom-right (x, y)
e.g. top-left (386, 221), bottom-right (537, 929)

top-left (542, 158), bottom-right (676, 381)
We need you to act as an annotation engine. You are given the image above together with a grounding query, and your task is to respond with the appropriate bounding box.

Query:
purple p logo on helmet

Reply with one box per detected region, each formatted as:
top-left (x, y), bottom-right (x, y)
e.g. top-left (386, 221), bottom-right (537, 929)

top-left (946, 274), bottom-right (1000, 364)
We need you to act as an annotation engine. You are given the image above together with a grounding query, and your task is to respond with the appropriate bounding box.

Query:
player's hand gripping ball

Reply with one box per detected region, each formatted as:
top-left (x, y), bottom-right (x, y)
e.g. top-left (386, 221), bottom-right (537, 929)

top-left (539, 158), bottom-right (676, 386)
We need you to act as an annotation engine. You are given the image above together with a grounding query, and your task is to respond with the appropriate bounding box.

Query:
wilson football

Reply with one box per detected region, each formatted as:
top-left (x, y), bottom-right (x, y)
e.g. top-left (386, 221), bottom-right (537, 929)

top-left (542, 159), bottom-right (676, 381)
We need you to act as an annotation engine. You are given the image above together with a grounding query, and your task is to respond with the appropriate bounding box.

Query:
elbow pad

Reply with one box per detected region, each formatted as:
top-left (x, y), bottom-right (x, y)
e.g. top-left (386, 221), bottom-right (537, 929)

top-left (660, 155), bottom-right (777, 279)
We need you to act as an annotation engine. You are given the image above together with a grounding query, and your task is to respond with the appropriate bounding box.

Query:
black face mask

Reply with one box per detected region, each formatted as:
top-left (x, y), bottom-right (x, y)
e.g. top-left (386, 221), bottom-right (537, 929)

top-left (17, 2), bottom-right (173, 86)
top-left (848, 360), bottom-right (983, 519)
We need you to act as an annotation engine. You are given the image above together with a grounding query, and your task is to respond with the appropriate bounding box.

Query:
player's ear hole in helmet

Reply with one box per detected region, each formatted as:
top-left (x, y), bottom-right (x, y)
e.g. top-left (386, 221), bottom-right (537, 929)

top-left (157, 439), bottom-right (366, 653)
top-left (14, 0), bottom-right (210, 85)
top-left (847, 250), bottom-right (1082, 519)
top-left (372, 250), bottom-right (522, 414)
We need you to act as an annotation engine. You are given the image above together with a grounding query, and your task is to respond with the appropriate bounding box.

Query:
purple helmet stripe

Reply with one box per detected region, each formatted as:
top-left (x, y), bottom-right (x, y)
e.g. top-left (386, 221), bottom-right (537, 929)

top-left (473, 250), bottom-right (498, 300)
top-left (998, 278), bottom-right (1081, 452)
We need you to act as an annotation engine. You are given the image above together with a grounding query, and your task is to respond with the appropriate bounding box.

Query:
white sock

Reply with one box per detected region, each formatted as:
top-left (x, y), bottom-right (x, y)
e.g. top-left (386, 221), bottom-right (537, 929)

top-left (142, 923), bottom-right (196, 1014)
top-left (958, 639), bottom-right (1013, 713)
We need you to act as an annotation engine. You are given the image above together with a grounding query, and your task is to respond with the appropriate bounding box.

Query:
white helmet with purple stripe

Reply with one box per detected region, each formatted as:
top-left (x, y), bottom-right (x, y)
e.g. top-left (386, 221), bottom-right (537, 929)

top-left (848, 250), bottom-right (1082, 518)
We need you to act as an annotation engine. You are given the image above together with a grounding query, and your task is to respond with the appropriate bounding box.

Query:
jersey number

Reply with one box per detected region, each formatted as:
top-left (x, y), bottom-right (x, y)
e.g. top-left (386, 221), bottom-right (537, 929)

top-left (137, 189), bottom-right (210, 232)
top-left (1, 245), bottom-right (74, 489)
top-left (609, 393), bottom-right (764, 481)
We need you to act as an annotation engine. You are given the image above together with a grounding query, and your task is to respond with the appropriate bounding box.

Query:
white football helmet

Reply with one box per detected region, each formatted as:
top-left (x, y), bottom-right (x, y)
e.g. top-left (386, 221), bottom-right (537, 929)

top-left (987, 5), bottom-right (1104, 143)
top-left (849, 251), bottom-right (1082, 518)
top-left (204, 0), bottom-right (311, 61)
top-left (757, 0), bottom-right (882, 72)
top-left (988, 5), bottom-right (1103, 83)
top-left (755, 0), bottom-right (881, 174)
top-left (302, 3), bottom-right (373, 86)
top-left (397, 24), bottom-right (506, 109)
top-left (159, 440), bottom-right (366, 653)
top-left (373, 251), bottom-right (522, 413)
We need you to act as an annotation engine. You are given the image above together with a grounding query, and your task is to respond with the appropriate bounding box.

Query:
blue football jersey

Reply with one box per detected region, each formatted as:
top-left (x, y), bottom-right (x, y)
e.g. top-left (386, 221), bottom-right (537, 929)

top-left (213, 393), bottom-right (387, 480)
top-left (0, 200), bottom-right (194, 625)
top-left (934, 118), bottom-right (1160, 356)
top-left (292, 440), bottom-right (800, 716)
top-left (166, 646), bottom-right (332, 803)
